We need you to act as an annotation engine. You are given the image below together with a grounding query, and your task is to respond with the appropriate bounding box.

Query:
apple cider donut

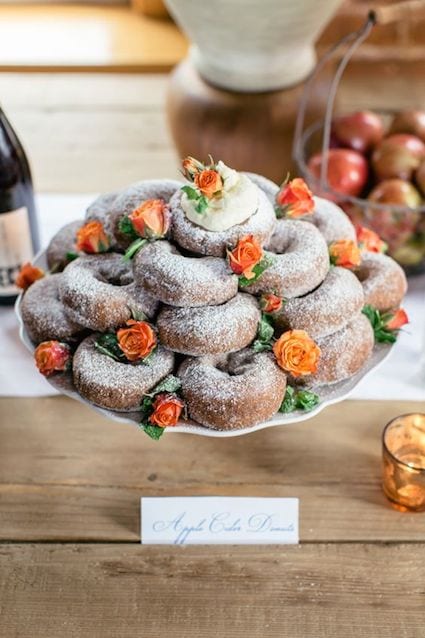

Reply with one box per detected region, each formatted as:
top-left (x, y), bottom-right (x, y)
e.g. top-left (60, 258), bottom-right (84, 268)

top-left (170, 186), bottom-right (276, 257)
top-left (46, 220), bottom-right (84, 271)
top-left (73, 335), bottom-right (174, 412)
top-left (247, 219), bottom-right (329, 298)
top-left (157, 294), bottom-right (260, 356)
top-left (133, 240), bottom-right (238, 307)
top-left (274, 267), bottom-right (364, 340)
top-left (305, 196), bottom-right (357, 244)
top-left (355, 251), bottom-right (407, 312)
top-left (59, 254), bottom-right (158, 332)
top-left (21, 274), bottom-right (84, 344)
top-left (305, 313), bottom-right (374, 386)
top-left (179, 349), bottom-right (287, 430)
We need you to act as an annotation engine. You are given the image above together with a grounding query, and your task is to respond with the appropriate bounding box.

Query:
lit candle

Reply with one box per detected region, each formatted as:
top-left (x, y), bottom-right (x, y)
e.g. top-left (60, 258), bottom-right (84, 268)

top-left (382, 413), bottom-right (425, 511)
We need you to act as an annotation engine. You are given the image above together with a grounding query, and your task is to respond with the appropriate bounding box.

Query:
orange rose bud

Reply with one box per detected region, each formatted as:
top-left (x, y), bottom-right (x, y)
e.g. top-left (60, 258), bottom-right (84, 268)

top-left (76, 221), bottom-right (110, 254)
top-left (15, 262), bottom-right (44, 290)
top-left (385, 308), bottom-right (409, 331)
top-left (260, 293), bottom-right (283, 314)
top-left (329, 239), bottom-right (361, 269)
top-left (149, 393), bottom-right (185, 428)
top-left (129, 199), bottom-right (170, 239)
top-left (117, 320), bottom-right (157, 362)
top-left (273, 329), bottom-right (321, 378)
top-left (34, 340), bottom-right (71, 377)
top-left (356, 225), bottom-right (387, 253)
top-left (182, 156), bottom-right (204, 180)
top-left (194, 169), bottom-right (223, 198)
top-left (276, 177), bottom-right (314, 218)
top-left (228, 234), bottom-right (263, 280)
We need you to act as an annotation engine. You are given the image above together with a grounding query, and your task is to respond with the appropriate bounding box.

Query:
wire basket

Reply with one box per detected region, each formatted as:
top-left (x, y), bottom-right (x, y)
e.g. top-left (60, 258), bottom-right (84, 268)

top-left (293, 1), bottom-right (425, 275)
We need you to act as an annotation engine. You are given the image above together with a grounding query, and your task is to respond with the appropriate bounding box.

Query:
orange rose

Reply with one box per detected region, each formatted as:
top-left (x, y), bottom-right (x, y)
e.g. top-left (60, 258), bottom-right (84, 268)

top-left (76, 221), bottom-right (110, 253)
top-left (273, 329), bottom-right (321, 377)
top-left (329, 240), bottom-right (361, 269)
top-left (129, 199), bottom-right (170, 239)
top-left (182, 156), bottom-right (203, 180)
top-left (117, 320), bottom-right (157, 362)
top-left (34, 340), bottom-right (71, 377)
top-left (260, 293), bottom-right (283, 314)
top-left (385, 308), bottom-right (409, 331)
top-left (149, 393), bottom-right (185, 427)
top-left (194, 169), bottom-right (223, 198)
top-left (276, 177), bottom-right (314, 218)
top-left (15, 262), bottom-right (44, 290)
top-left (228, 235), bottom-right (263, 280)
top-left (356, 225), bottom-right (387, 253)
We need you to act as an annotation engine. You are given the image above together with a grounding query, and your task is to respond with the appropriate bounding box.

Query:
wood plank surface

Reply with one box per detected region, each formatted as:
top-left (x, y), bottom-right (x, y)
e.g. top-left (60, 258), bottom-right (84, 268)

top-left (0, 543), bottom-right (424, 638)
top-left (1, 397), bottom-right (424, 544)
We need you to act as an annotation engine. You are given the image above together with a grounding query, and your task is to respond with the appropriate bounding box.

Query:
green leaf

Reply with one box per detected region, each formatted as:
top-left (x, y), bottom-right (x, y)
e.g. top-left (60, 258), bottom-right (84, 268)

top-left (141, 424), bottom-right (165, 440)
top-left (94, 333), bottom-right (126, 362)
top-left (374, 329), bottom-right (397, 344)
top-left (362, 304), bottom-right (399, 343)
top-left (118, 215), bottom-right (138, 240)
top-left (151, 375), bottom-right (182, 395)
top-left (129, 307), bottom-right (147, 322)
top-left (181, 185), bottom-right (199, 200)
top-left (238, 255), bottom-right (274, 288)
top-left (257, 314), bottom-right (274, 343)
top-left (252, 340), bottom-right (272, 353)
top-left (123, 238), bottom-right (147, 261)
top-left (66, 251), bottom-right (79, 262)
top-left (296, 390), bottom-right (320, 411)
top-left (279, 386), bottom-right (297, 413)
top-left (195, 195), bottom-right (209, 215)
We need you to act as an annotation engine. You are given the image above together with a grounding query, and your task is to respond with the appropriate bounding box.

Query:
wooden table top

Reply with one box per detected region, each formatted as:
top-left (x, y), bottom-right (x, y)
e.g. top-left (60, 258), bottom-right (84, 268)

top-left (1, 73), bottom-right (425, 637)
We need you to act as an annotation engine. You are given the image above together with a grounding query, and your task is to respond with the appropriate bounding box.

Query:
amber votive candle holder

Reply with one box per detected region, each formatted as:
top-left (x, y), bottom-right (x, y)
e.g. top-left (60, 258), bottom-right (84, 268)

top-left (382, 413), bottom-right (425, 511)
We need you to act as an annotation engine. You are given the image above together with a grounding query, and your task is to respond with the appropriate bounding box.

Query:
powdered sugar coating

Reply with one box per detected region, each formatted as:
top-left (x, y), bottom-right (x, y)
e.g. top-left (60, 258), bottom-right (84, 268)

top-left (275, 267), bottom-right (364, 340)
top-left (300, 313), bottom-right (374, 387)
top-left (21, 274), bottom-right (84, 344)
top-left (247, 219), bottom-right (329, 298)
top-left (355, 251), bottom-right (407, 311)
top-left (133, 240), bottom-right (238, 307)
top-left (157, 293), bottom-right (260, 356)
top-left (59, 253), bottom-right (157, 331)
top-left (73, 334), bottom-right (174, 411)
top-left (170, 184), bottom-right (276, 257)
top-left (46, 220), bottom-right (83, 271)
top-left (241, 172), bottom-right (280, 204)
top-left (179, 349), bottom-right (287, 430)
top-left (304, 196), bottom-right (356, 244)
top-left (106, 179), bottom-right (183, 249)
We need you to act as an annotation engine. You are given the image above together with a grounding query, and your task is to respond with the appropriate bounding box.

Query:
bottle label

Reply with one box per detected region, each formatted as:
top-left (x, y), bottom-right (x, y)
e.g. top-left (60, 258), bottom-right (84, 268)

top-left (0, 207), bottom-right (33, 296)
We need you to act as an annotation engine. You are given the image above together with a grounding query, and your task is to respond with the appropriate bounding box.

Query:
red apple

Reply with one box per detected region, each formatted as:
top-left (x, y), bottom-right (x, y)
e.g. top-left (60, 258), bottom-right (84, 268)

top-left (366, 179), bottom-right (421, 250)
top-left (307, 149), bottom-right (368, 199)
top-left (415, 160), bottom-right (425, 196)
top-left (389, 109), bottom-right (425, 142)
top-left (332, 110), bottom-right (384, 154)
top-left (372, 134), bottom-right (425, 181)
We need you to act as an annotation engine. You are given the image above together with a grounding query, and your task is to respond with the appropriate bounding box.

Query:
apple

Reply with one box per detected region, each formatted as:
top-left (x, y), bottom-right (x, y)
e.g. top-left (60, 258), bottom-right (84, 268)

top-left (372, 134), bottom-right (425, 181)
top-left (307, 149), bottom-right (368, 199)
top-left (366, 179), bottom-right (421, 250)
top-left (332, 110), bottom-right (384, 154)
top-left (389, 109), bottom-right (425, 142)
top-left (415, 160), bottom-right (425, 196)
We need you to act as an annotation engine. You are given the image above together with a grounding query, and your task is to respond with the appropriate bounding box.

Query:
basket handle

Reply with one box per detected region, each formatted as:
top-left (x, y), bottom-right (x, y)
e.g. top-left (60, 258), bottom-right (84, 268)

top-left (371, 0), bottom-right (425, 26)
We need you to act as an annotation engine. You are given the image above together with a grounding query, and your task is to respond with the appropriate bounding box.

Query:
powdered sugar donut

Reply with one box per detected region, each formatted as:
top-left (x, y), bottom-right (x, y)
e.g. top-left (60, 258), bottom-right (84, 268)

top-left (157, 294), bottom-right (260, 356)
top-left (104, 179), bottom-right (182, 249)
top-left (179, 349), bottom-right (287, 430)
top-left (46, 220), bottom-right (83, 271)
top-left (59, 254), bottom-right (158, 331)
top-left (73, 334), bottom-right (174, 411)
top-left (305, 197), bottom-right (356, 244)
top-left (21, 274), bottom-right (84, 344)
top-left (170, 186), bottom-right (276, 257)
top-left (247, 219), bottom-right (329, 298)
top-left (355, 251), bottom-right (407, 311)
top-left (303, 313), bottom-right (374, 387)
top-left (133, 240), bottom-right (238, 307)
top-left (275, 267), bottom-right (364, 340)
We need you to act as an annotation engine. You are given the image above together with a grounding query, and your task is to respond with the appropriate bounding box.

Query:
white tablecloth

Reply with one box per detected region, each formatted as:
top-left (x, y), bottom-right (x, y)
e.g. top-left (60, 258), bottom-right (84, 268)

top-left (0, 194), bottom-right (424, 400)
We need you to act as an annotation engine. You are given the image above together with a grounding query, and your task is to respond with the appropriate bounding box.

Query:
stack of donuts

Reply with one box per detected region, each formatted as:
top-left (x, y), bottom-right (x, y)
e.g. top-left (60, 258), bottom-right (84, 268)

top-left (20, 158), bottom-right (407, 432)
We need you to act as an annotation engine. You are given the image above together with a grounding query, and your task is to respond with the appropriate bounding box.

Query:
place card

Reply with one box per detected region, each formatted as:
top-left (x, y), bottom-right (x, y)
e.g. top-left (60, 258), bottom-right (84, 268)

top-left (141, 497), bottom-right (299, 545)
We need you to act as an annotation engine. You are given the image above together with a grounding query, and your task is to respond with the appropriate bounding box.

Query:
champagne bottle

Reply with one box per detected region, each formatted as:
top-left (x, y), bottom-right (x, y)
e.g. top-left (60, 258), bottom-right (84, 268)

top-left (0, 106), bottom-right (39, 305)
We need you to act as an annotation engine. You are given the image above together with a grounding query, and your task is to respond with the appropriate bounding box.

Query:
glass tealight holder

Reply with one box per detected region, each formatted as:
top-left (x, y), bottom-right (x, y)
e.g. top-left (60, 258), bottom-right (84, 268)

top-left (382, 413), bottom-right (425, 512)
